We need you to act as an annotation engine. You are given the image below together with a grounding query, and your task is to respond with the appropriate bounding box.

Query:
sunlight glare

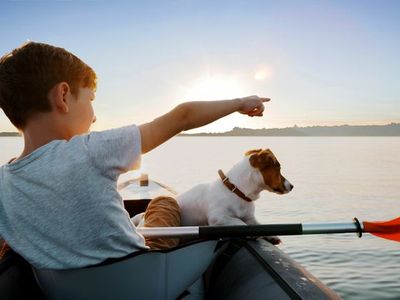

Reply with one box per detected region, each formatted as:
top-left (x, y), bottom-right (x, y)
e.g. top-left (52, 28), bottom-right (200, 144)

top-left (184, 74), bottom-right (247, 101)
top-left (254, 66), bottom-right (273, 81)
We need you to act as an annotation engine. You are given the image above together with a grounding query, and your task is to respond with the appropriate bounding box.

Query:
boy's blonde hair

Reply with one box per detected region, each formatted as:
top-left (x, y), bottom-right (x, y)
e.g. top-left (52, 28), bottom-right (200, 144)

top-left (0, 41), bottom-right (97, 129)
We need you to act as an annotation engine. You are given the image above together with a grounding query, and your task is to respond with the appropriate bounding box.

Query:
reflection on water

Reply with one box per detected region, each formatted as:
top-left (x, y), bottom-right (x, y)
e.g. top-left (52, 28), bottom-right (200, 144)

top-left (1, 136), bottom-right (400, 299)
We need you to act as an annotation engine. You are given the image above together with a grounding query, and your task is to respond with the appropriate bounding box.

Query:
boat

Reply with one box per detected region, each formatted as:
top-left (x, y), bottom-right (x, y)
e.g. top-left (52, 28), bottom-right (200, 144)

top-left (4, 173), bottom-right (342, 299)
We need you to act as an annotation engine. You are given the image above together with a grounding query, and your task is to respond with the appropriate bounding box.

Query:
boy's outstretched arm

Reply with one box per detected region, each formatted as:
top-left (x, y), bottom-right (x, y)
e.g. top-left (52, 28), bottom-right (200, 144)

top-left (139, 95), bottom-right (270, 154)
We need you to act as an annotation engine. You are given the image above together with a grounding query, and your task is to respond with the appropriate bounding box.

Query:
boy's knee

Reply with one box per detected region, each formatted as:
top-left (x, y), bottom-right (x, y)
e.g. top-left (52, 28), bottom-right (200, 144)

top-left (144, 196), bottom-right (181, 227)
top-left (143, 196), bottom-right (181, 250)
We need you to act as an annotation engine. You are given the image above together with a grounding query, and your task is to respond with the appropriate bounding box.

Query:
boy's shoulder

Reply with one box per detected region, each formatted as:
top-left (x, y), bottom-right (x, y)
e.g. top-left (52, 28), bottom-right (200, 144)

top-left (2, 125), bottom-right (141, 180)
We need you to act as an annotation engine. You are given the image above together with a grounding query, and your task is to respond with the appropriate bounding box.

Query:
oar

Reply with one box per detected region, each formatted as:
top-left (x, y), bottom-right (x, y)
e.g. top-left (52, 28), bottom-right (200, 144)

top-left (137, 217), bottom-right (400, 242)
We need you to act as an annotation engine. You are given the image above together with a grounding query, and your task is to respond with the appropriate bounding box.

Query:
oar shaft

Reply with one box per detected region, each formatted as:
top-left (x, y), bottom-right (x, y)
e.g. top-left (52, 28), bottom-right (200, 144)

top-left (302, 222), bottom-right (362, 234)
top-left (199, 224), bottom-right (302, 238)
top-left (137, 222), bottom-right (363, 238)
top-left (137, 218), bottom-right (400, 243)
top-left (138, 226), bottom-right (199, 238)
top-left (137, 225), bottom-right (302, 238)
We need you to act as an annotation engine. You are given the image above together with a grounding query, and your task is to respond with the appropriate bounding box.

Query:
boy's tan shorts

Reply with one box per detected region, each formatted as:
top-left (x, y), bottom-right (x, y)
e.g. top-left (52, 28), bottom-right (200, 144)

top-left (143, 196), bottom-right (181, 250)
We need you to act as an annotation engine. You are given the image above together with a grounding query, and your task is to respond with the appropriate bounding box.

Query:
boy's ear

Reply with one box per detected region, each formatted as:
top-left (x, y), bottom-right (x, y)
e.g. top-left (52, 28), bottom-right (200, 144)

top-left (49, 82), bottom-right (70, 113)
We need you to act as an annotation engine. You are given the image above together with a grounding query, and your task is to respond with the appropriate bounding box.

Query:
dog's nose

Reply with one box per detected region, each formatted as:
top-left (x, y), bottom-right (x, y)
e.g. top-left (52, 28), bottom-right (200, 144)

top-left (283, 180), bottom-right (294, 192)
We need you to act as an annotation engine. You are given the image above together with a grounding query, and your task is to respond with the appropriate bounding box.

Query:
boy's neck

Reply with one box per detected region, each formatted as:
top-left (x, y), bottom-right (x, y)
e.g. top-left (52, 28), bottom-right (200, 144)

top-left (18, 114), bottom-right (73, 160)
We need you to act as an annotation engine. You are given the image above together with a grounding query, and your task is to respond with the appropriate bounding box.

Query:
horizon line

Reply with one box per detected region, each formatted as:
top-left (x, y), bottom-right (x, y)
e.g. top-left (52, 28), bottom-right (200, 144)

top-left (1, 122), bottom-right (399, 136)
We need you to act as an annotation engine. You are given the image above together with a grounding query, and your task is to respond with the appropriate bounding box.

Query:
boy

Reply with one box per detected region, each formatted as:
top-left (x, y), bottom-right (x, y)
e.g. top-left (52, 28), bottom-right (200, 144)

top-left (0, 42), bottom-right (269, 270)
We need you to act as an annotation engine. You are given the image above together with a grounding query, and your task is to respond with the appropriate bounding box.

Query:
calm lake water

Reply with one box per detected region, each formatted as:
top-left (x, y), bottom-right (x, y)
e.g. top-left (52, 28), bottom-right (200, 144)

top-left (1, 136), bottom-right (399, 299)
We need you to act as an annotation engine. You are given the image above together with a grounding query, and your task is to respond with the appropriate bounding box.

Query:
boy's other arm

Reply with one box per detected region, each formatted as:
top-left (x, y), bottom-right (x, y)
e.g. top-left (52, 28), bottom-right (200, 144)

top-left (139, 96), bottom-right (270, 154)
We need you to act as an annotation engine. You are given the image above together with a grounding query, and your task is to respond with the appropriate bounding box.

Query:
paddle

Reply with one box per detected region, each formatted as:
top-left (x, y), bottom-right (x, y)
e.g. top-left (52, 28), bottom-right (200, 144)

top-left (137, 217), bottom-right (400, 242)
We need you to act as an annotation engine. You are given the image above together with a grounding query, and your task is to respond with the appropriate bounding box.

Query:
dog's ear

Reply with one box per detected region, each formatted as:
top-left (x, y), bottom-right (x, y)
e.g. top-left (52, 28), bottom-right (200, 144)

top-left (245, 149), bottom-right (262, 156)
top-left (249, 154), bottom-right (259, 167)
top-left (259, 151), bottom-right (271, 163)
top-left (258, 151), bottom-right (275, 168)
top-left (249, 150), bottom-right (274, 168)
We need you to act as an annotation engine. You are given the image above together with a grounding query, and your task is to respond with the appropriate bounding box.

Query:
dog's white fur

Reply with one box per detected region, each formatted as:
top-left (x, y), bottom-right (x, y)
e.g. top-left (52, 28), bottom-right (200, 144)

top-left (177, 152), bottom-right (293, 227)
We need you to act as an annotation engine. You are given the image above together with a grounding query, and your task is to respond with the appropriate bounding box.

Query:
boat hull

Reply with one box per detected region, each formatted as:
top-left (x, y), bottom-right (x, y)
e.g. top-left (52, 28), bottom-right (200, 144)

top-left (204, 238), bottom-right (340, 299)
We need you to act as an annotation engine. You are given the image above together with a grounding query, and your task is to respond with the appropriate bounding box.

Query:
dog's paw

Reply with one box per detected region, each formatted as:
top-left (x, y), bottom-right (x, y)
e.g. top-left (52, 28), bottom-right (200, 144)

top-left (261, 235), bottom-right (282, 245)
top-left (131, 212), bottom-right (145, 227)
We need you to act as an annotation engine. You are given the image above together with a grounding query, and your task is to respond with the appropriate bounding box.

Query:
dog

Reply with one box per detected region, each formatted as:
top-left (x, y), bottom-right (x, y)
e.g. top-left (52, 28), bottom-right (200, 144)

top-left (132, 148), bottom-right (293, 244)
top-left (175, 148), bottom-right (294, 244)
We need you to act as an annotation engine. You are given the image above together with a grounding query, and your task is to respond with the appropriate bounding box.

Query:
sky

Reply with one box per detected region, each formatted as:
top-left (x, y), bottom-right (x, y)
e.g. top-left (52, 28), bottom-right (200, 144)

top-left (0, 0), bottom-right (399, 133)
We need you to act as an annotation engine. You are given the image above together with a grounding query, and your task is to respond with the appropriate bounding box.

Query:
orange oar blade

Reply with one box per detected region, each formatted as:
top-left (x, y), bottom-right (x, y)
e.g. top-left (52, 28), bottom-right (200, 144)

top-left (363, 217), bottom-right (400, 242)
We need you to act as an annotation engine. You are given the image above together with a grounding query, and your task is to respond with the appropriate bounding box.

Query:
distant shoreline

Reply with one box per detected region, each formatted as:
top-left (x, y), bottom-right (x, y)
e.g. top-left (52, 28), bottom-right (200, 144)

top-left (1, 123), bottom-right (399, 137)
top-left (179, 123), bottom-right (400, 137)
top-left (0, 132), bottom-right (21, 137)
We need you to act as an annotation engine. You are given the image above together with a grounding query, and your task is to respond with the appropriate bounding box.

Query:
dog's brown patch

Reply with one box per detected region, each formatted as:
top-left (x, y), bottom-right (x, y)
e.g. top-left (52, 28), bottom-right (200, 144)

top-left (245, 149), bottom-right (263, 156)
top-left (246, 149), bottom-right (286, 193)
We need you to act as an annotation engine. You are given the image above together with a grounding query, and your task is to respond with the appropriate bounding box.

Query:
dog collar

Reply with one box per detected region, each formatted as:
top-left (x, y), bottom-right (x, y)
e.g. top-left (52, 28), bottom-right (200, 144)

top-left (218, 169), bottom-right (252, 202)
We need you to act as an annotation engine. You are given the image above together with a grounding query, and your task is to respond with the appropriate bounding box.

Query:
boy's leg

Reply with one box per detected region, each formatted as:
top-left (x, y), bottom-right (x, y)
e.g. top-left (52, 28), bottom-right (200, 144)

top-left (143, 196), bottom-right (181, 250)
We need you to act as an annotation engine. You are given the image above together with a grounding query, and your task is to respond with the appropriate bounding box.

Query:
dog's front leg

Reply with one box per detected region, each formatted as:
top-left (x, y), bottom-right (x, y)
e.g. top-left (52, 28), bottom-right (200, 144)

top-left (243, 216), bottom-right (261, 226)
top-left (244, 216), bottom-right (281, 245)
top-left (208, 216), bottom-right (247, 226)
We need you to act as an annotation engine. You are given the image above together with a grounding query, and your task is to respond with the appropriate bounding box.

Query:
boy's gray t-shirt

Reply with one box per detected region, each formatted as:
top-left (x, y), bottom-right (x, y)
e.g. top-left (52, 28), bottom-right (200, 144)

top-left (0, 125), bottom-right (149, 269)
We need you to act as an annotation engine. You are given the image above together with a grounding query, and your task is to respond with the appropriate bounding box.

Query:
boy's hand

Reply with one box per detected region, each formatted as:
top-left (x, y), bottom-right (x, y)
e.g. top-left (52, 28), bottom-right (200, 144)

top-left (237, 95), bottom-right (270, 117)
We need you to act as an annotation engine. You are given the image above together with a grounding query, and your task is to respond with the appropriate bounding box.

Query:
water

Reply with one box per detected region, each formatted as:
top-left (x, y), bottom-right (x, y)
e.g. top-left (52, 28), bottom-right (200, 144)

top-left (1, 136), bottom-right (400, 299)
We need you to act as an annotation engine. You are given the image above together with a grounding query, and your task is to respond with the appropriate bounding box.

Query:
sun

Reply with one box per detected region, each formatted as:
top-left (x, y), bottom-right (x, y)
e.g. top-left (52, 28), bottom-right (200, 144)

top-left (183, 74), bottom-right (246, 101)
top-left (180, 74), bottom-right (250, 133)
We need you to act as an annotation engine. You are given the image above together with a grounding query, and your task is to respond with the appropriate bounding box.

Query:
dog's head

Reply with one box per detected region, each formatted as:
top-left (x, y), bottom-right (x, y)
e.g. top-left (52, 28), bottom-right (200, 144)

top-left (246, 149), bottom-right (293, 195)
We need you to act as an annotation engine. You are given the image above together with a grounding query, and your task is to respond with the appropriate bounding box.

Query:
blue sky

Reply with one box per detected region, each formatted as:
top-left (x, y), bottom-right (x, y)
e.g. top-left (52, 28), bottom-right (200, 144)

top-left (0, 0), bottom-right (399, 132)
